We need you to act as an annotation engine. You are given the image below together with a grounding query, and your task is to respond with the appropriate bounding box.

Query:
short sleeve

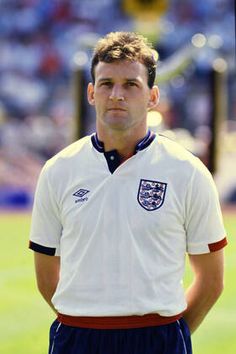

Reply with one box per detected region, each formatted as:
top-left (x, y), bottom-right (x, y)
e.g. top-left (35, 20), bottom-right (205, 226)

top-left (29, 163), bottom-right (62, 256)
top-left (185, 163), bottom-right (227, 254)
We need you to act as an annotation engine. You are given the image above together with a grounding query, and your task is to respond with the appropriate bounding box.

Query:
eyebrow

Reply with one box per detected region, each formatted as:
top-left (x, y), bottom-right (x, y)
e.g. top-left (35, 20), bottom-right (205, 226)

top-left (126, 78), bottom-right (139, 83)
top-left (97, 78), bottom-right (112, 82)
top-left (97, 78), bottom-right (140, 83)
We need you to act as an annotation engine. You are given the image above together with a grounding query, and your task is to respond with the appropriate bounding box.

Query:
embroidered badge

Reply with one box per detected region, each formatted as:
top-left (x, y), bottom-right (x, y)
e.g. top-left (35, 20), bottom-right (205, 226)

top-left (137, 179), bottom-right (167, 211)
top-left (73, 189), bottom-right (90, 203)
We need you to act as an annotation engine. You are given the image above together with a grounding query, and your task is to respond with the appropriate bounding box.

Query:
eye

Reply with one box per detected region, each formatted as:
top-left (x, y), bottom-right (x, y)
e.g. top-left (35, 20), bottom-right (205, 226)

top-left (126, 81), bottom-right (138, 87)
top-left (100, 81), bottom-right (112, 87)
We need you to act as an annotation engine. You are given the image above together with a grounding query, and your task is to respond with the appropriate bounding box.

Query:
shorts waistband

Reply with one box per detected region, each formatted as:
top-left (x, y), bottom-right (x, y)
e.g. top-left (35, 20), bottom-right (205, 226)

top-left (57, 312), bottom-right (183, 329)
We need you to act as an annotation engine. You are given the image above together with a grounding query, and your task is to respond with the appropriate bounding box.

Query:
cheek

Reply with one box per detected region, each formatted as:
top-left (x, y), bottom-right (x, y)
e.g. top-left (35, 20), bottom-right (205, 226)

top-left (93, 95), bottom-right (107, 114)
top-left (94, 90), bottom-right (108, 102)
top-left (131, 96), bottom-right (149, 110)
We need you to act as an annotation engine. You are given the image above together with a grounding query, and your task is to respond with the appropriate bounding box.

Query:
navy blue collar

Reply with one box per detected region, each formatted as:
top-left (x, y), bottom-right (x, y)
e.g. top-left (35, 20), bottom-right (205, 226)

top-left (91, 130), bottom-right (156, 173)
top-left (91, 129), bottom-right (156, 154)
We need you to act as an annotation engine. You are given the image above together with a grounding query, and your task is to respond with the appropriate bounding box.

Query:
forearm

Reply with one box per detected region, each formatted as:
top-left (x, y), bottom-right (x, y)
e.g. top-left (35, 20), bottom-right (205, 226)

top-left (34, 253), bottom-right (60, 313)
top-left (183, 250), bottom-right (225, 333)
top-left (183, 278), bottom-right (223, 334)
top-left (37, 279), bottom-right (58, 313)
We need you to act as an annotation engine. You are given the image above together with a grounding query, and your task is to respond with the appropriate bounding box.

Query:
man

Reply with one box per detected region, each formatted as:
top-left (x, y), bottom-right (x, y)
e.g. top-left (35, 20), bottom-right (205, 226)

top-left (29, 32), bottom-right (227, 354)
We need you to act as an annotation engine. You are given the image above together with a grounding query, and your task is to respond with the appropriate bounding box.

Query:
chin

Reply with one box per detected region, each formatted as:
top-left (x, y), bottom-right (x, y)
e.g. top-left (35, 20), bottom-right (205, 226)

top-left (104, 117), bottom-right (130, 130)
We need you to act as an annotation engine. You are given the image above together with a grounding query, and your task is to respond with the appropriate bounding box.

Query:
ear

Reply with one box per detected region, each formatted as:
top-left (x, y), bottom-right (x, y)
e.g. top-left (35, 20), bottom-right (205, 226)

top-left (87, 83), bottom-right (95, 106)
top-left (147, 85), bottom-right (159, 109)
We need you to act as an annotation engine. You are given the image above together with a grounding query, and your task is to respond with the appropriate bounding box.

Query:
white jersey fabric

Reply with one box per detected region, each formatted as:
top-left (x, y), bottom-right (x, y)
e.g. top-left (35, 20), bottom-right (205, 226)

top-left (29, 132), bottom-right (226, 317)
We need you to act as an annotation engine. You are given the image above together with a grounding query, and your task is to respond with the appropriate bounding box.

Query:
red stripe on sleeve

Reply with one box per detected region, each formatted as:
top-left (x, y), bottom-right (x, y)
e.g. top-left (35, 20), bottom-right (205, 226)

top-left (208, 237), bottom-right (228, 252)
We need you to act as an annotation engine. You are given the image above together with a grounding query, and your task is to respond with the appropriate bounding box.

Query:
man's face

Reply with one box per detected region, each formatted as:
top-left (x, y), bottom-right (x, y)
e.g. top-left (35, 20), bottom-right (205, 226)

top-left (87, 60), bottom-right (159, 133)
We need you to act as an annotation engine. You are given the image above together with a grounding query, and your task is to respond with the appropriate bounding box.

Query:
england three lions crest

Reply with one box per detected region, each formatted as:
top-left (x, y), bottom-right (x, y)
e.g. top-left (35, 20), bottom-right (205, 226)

top-left (137, 179), bottom-right (167, 211)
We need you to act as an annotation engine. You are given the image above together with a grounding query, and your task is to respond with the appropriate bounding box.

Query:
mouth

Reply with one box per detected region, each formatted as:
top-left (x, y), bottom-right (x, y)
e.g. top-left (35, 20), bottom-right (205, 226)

top-left (107, 107), bottom-right (126, 112)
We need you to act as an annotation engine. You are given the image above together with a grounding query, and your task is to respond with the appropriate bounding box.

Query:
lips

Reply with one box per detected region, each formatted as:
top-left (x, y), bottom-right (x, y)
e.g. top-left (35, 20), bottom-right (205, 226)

top-left (107, 107), bottom-right (126, 111)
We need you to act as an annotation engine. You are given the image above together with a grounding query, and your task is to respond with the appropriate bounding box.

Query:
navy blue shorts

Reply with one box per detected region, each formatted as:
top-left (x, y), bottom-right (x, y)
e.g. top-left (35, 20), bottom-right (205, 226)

top-left (49, 318), bottom-right (192, 354)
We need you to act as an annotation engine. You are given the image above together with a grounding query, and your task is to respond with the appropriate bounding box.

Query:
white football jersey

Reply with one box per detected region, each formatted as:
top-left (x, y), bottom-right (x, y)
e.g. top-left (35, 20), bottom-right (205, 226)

top-left (29, 131), bottom-right (227, 317)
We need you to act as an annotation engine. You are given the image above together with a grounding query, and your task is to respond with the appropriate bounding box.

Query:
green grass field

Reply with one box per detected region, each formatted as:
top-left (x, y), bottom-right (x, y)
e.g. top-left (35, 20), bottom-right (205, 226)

top-left (0, 210), bottom-right (235, 354)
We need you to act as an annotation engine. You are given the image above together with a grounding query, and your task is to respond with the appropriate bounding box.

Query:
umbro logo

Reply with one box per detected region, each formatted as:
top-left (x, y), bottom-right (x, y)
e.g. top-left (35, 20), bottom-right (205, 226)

top-left (73, 189), bottom-right (90, 203)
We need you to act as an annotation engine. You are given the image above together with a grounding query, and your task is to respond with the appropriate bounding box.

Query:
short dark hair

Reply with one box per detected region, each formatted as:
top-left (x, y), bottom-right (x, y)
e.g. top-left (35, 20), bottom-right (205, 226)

top-left (90, 32), bottom-right (157, 88)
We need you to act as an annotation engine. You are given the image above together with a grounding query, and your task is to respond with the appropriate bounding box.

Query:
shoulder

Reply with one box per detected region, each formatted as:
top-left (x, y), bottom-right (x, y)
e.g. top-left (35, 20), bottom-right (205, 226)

top-left (38, 135), bottom-right (92, 182)
top-left (45, 135), bottom-right (91, 169)
top-left (156, 134), bottom-right (210, 175)
top-left (157, 134), bottom-right (195, 160)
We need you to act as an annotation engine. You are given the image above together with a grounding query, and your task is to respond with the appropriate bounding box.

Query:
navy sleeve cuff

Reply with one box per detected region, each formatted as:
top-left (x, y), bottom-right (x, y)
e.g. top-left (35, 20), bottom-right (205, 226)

top-left (29, 240), bottom-right (56, 256)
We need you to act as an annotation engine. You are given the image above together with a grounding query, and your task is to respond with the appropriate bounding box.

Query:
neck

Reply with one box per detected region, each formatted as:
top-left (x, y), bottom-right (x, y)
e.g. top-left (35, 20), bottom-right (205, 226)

top-left (97, 127), bottom-right (148, 161)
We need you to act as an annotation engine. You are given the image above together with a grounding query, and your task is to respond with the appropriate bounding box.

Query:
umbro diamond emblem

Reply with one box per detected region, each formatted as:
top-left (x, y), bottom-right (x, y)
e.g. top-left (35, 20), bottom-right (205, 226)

top-left (73, 189), bottom-right (90, 203)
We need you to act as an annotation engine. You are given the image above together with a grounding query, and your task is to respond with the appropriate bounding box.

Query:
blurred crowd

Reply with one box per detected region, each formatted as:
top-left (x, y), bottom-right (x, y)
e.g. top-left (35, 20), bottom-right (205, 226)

top-left (0, 0), bottom-right (235, 207)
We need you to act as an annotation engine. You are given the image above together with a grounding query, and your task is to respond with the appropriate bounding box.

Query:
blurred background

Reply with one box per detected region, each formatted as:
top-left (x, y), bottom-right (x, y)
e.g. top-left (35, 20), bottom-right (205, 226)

top-left (0, 2), bottom-right (235, 354)
top-left (0, 0), bottom-right (235, 207)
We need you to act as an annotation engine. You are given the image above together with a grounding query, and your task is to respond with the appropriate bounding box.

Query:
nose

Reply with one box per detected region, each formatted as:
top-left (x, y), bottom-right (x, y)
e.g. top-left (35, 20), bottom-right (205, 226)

top-left (109, 85), bottom-right (124, 101)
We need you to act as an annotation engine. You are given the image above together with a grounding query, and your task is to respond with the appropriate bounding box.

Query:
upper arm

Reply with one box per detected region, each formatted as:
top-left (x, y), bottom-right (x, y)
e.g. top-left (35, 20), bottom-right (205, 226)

top-left (185, 162), bottom-right (226, 255)
top-left (34, 252), bottom-right (60, 292)
top-left (30, 164), bottom-right (62, 256)
top-left (188, 249), bottom-right (225, 292)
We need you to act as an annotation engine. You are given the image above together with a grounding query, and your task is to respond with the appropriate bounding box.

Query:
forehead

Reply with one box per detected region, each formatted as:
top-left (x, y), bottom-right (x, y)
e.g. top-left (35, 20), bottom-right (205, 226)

top-left (94, 60), bottom-right (148, 82)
